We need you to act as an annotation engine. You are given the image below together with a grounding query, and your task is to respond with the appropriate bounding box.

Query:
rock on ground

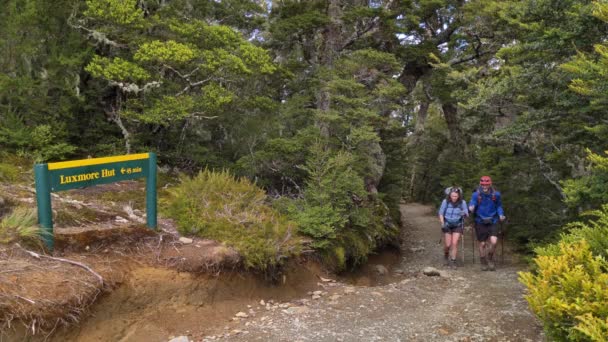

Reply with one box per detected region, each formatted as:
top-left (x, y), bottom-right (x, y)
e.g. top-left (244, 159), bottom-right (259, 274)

top-left (168, 336), bottom-right (190, 342)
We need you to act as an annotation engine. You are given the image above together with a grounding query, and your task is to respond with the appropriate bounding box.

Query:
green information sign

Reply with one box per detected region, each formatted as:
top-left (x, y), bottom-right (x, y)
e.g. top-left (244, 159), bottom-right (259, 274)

top-left (34, 153), bottom-right (157, 250)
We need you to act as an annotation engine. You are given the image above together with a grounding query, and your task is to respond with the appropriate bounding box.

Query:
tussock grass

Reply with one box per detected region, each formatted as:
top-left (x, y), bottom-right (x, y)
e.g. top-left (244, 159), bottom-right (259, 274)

top-left (0, 207), bottom-right (42, 244)
top-left (166, 170), bottom-right (301, 273)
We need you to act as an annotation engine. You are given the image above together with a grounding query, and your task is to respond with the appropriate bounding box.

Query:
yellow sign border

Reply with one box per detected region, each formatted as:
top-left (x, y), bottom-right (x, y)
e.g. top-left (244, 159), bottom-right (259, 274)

top-left (47, 153), bottom-right (150, 170)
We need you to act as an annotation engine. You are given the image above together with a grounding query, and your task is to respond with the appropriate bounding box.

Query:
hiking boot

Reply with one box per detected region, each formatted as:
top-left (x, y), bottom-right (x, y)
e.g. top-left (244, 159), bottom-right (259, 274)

top-left (443, 251), bottom-right (449, 266)
top-left (487, 255), bottom-right (496, 271)
top-left (488, 253), bottom-right (496, 271)
top-left (480, 257), bottom-right (489, 271)
top-left (449, 259), bottom-right (457, 270)
top-left (487, 259), bottom-right (496, 271)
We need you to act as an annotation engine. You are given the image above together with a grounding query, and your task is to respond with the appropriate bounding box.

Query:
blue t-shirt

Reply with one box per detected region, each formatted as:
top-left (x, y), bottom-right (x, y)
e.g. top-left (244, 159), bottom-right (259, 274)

top-left (438, 199), bottom-right (468, 222)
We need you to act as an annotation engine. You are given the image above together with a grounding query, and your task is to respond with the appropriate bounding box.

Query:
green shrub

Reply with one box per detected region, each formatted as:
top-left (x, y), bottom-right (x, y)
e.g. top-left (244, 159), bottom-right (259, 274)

top-left (0, 113), bottom-right (76, 163)
top-left (288, 148), bottom-right (366, 250)
top-left (336, 200), bottom-right (398, 268)
top-left (0, 207), bottom-right (43, 245)
top-left (166, 169), bottom-right (300, 272)
top-left (286, 146), bottom-right (398, 270)
top-left (520, 207), bottom-right (608, 341)
top-left (537, 204), bottom-right (608, 260)
top-left (30, 125), bottom-right (77, 162)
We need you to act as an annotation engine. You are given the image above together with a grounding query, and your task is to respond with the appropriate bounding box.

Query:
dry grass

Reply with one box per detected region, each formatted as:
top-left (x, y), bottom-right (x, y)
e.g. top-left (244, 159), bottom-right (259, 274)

top-left (0, 246), bottom-right (111, 338)
top-left (0, 207), bottom-right (42, 245)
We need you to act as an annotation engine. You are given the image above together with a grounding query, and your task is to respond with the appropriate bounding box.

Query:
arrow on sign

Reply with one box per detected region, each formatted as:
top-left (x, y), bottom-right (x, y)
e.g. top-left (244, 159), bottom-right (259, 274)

top-left (121, 168), bottom-right (126, 174)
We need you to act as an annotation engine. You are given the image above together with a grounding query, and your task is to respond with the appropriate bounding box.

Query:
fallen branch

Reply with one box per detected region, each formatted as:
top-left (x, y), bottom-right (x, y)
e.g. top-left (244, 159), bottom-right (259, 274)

top-left (17, 245), bottom-right (104, 285)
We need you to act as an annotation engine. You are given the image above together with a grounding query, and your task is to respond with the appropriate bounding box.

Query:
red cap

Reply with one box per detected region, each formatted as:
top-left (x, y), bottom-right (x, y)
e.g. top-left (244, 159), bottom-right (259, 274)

top-left (480, 176), bottom-right (492, 185)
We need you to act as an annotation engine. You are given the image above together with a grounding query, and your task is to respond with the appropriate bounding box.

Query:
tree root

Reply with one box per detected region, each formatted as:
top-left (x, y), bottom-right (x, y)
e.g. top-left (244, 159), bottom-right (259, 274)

top-left (16, 244), bottom-right (104, 285)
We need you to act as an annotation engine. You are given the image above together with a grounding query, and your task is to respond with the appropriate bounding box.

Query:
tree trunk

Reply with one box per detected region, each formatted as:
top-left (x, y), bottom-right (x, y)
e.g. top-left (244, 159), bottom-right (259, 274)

top-left (398, 61), bottom-right (430, 93)
top-left (365, 141), bottom-right (387, 195)
top-left (415, 101), bottom-right (430, 133)
top-left (409, 163), bottom-right (417, 199)
top-left (315, 0), bottom-right (342, 138)
top-left (442, 103), bottom-right (460, 144)
top-left (405, 100), bottom-right (430, 151)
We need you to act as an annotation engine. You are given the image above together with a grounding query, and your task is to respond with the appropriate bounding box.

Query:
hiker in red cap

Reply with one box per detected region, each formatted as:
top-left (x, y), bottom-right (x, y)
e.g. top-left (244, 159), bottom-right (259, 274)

top-left (468, 176), bottom-right (505, 271)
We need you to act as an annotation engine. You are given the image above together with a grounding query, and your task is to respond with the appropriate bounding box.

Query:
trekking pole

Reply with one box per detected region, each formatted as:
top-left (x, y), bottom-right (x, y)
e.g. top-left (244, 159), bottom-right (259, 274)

top-left (471, 222), bottom-right (476, 264)
top-left (461, 219), bottom-right (465, 264)
top-left (438, 226), bottom-right (443, 245)
top-left (500, 220), bottom-right (507, 265)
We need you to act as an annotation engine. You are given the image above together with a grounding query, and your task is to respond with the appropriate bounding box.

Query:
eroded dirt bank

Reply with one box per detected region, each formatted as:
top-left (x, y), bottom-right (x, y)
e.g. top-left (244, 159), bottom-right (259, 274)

top-left (213, 203), bottom-right (545, 342)
top-left (44, 250), bottom-right (404, 342)
top-left (0, 180), bottom-right (402, 341)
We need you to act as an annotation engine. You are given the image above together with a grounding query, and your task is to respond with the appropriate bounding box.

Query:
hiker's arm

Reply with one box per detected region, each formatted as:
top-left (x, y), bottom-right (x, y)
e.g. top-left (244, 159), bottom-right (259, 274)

top-left (468, 192), bottom-right (477, 213)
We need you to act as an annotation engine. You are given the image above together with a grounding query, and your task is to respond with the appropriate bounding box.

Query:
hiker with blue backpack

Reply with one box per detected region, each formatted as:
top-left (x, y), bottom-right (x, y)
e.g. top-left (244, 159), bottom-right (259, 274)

top-left (438, 187), bottom-right (469, 269)
top-left (469, 176), bottom-right (506, 271)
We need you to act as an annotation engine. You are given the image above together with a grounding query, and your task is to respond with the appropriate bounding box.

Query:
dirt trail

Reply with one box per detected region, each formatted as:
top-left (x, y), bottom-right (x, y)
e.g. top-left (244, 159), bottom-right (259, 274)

top-left (217, 203), bottom-right (545, 342)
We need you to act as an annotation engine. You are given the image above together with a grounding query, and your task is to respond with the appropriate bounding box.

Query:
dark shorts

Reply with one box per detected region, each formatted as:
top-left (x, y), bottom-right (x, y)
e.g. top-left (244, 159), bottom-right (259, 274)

top-left (475, 222), bottom-right (499, 241)
top-left (442, 224), bottom-right (464, 234)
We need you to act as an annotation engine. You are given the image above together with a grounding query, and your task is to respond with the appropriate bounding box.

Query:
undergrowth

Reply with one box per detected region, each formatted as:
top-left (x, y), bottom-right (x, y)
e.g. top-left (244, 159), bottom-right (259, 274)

top-left (519, 204), bottom-right (608, 341)
top-left (165, 169), bottom-right (301, 274)
top-left (281, 147), bottom-right (399, 271)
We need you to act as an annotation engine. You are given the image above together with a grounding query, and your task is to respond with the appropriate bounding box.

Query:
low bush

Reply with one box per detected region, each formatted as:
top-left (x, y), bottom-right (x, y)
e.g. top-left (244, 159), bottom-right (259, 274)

top-left (285, 147), bottom-right (398, 270)
top-left (166, 169), bottom-right (300, 273)
top-left (519, 205), bottom-right (608, 341)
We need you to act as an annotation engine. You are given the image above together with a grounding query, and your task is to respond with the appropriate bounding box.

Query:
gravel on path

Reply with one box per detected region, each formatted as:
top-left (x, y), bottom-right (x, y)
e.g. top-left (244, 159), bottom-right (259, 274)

top-left (207, 203), bottom-right (545, 342)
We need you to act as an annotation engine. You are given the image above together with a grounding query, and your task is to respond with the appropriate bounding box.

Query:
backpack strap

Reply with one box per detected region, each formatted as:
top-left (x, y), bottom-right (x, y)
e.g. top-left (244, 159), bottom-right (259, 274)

top-left (444, 200), bottom-right (464, 219)
top-left (477, 187), bottom-right (496, 205)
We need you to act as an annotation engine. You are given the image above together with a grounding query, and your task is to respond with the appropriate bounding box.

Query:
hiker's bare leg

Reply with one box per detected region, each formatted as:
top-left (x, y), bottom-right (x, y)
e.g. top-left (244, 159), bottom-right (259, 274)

top-left (479, 240), bottom-right (490, 270)
top-left (450, 233), bottom-right (461, 260)
top-left (478, 240), bottom-right (486, 258)
top-left (444, 233), bottom-right (451, 255)
top-left (487, 235), bottom-right (498, 259)
top-left (486, 235), bottom-right (498, 271)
